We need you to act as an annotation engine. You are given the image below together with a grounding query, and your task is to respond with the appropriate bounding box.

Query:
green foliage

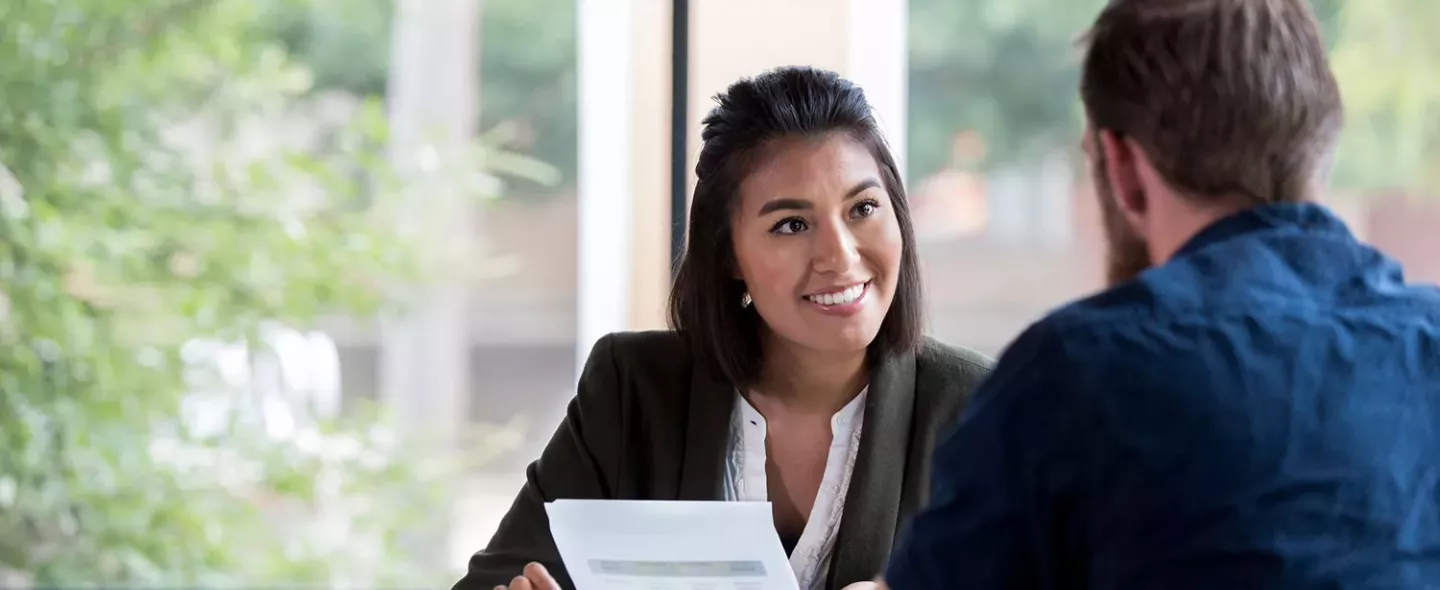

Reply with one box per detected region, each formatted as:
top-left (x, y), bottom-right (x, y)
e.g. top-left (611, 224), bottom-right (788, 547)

top-left (0, 0), bottom-right (505, 586)
top-left (907, 0), bottom-right (1440, 197)
top-left (1327, 0), bottom-right (1440, 194)
top-left (906, 0), bottom-right (1103, 182)
top-left (266, 0), bottom-right (1435, 197)
top-left (257, 0), bottom-right (391, 97)
top-left (476, 0), bottom-right (578, 193)
top-left (258, 0), bottom-right (578, 195)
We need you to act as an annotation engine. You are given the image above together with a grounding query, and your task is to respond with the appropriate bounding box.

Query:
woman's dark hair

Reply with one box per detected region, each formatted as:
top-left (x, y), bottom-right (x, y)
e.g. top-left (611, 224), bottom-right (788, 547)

top-left (667, 66), bottom-right (924, 387)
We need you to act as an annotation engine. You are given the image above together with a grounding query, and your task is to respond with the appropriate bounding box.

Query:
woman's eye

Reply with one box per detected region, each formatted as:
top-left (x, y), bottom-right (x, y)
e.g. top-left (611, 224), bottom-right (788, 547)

top-left (853, 200), bottom-right (880, 218)
top-left (771, 218), bottom-right (808, 234)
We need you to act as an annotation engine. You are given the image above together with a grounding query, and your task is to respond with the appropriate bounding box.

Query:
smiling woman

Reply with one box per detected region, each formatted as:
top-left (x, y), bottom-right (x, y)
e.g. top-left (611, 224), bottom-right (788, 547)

top-left (452, 66), bottom-right (994, 590)
top-left (730, 136), bottom-right (902, 360)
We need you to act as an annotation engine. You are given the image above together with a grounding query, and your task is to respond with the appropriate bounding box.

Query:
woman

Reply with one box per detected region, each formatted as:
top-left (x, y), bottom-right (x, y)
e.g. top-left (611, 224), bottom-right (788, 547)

top-left (455, 66), bottom-right (993, 590)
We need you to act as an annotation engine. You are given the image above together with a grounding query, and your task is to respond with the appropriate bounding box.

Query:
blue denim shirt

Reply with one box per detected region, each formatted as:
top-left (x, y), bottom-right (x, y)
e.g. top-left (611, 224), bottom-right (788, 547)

top-left (886, 204), bottom-right (1440, 589)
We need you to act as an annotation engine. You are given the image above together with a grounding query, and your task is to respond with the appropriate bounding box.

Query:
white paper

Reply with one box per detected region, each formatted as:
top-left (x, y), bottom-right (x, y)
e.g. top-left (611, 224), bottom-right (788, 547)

top-left (545, 500), bottom-right (799, 590)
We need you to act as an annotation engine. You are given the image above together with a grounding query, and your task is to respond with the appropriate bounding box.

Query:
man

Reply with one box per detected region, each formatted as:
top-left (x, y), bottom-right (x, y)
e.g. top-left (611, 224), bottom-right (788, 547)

top-left (872, 0), bottom-right (1440, 588)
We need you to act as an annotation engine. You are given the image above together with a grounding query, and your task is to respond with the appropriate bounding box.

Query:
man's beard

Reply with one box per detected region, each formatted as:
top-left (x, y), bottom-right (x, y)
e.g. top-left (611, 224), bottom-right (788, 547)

top-left (1093, 160), bottom-right (1152, 287)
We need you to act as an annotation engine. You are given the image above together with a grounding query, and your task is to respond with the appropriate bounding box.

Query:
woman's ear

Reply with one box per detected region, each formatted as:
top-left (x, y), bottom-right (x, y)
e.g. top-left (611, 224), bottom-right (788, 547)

top-left (726, 251), bottom-right (744, 281)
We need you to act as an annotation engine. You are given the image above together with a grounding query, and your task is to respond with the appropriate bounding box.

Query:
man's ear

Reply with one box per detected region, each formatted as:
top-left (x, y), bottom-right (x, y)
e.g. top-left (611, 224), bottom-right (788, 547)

top-left (1097, 129), bottom-right (1147, 224)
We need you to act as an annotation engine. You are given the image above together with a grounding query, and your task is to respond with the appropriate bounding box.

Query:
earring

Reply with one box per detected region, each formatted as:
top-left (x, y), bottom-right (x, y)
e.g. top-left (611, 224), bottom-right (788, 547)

top-left (741, 292), bottom-right (752, 308)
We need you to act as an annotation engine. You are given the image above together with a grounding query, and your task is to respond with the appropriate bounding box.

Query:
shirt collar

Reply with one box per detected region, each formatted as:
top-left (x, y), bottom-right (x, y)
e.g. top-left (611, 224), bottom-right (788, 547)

top-left (734, 387), bottom-right (869, 436)
top-left (1174, 202), bottom-right (1353, 259)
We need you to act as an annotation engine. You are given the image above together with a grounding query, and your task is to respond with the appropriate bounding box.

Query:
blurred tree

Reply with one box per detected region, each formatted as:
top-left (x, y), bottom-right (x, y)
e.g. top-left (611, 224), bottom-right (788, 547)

top-left (907, 0), bottom-right (1103, 183)
top-left (262, 0), bottom-right (1436, 197)
top-left (0, 0), bottom-right (537, 586)
top-left (906, 0), bottom-right (1438, 198)
top-left (1327, 0), bottom-right (1440, 194)
top-left (259, 0), bottom-right (576, 195)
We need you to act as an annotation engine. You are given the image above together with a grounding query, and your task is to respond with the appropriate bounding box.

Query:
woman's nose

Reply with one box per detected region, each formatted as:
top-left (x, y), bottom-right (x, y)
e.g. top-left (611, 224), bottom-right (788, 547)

top-left (812, 222), bottom-right (861, 273)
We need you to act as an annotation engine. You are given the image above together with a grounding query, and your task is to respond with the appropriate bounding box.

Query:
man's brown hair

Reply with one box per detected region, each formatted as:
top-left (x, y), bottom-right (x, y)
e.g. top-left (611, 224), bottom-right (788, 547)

top-left (1080, 0), bottom-right (1344, 205)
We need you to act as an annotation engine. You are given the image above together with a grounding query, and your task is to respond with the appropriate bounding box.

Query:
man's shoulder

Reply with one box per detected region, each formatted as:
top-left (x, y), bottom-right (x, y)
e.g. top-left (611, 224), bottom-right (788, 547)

top-left (1027, 257), bottom-right (1269, 352)
top-left (1018, 288), bottom-right (1155, 354)
top-left (1005, 287), bottom-right (1216, 395)
top-left (1019, 279), bottom-right (1316, 422)
top-left (1011, 259), bottom-right (1209, 341)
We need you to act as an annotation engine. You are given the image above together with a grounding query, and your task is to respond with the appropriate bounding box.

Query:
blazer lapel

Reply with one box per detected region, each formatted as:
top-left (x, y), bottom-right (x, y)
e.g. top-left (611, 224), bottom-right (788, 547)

top-left (677, 365), bottom-right (733, 501)
top-left (827, 351), bottom-right (917, 589)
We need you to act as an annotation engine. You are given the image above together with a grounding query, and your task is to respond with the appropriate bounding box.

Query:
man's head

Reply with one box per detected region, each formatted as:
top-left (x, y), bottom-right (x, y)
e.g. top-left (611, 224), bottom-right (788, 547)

top-left (1079, 0), bottom-right (1344, 285)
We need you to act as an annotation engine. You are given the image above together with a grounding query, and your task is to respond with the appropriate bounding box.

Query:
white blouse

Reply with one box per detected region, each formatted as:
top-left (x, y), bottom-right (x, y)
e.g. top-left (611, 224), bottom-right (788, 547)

top-left (722, 389), bottom-right (868, 590)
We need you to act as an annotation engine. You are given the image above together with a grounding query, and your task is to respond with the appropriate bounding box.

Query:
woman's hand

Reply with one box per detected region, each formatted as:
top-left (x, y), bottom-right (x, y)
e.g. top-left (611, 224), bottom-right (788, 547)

top-left (493, 562), bottom-right (560, 590)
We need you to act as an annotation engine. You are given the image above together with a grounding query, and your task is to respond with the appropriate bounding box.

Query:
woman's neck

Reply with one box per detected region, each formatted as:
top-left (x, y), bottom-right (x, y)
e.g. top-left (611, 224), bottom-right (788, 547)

top-left (751, 332), bottom-right (868, 415)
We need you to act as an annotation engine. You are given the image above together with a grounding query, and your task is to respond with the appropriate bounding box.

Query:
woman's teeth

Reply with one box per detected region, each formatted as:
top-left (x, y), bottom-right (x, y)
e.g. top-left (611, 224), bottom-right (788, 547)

top-left (806, 283), bottom-right (865, 306)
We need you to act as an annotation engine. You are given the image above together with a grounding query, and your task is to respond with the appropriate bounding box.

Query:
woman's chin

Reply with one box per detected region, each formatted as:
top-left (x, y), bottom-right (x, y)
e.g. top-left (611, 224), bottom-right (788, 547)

top-left (801, 328), bottom-right (881, 357)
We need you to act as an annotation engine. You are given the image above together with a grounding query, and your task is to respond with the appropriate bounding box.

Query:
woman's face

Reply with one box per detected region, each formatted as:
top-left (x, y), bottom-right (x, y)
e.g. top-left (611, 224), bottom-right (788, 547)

top-left (731, 133), bottom-right (905, 357)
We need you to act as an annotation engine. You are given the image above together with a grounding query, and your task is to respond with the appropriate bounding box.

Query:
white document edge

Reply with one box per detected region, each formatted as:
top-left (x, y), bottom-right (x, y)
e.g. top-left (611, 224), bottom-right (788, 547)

top-left (545, 500), bottom-right (800, 590)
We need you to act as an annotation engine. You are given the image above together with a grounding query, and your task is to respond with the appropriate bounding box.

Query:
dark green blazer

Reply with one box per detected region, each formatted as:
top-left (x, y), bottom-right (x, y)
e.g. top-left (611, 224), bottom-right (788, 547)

top-left (454, 330), bottom-right (993, 590)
